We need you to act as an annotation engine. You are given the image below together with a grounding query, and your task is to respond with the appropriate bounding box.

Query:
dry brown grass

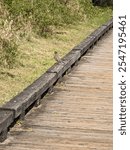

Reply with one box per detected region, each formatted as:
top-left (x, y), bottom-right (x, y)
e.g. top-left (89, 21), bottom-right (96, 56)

top-left (0, 2), bottom-right (33, 69)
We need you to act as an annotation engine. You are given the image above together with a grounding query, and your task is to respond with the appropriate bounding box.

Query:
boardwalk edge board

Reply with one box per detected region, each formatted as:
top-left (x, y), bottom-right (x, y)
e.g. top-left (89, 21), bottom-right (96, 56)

top-left (0, 18), bottom-right (113, 142)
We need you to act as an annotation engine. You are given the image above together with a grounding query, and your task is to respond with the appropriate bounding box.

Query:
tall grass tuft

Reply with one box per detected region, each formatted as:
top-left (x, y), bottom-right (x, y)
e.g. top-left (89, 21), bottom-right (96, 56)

top-left (0, 1), bottom-right (33, 68)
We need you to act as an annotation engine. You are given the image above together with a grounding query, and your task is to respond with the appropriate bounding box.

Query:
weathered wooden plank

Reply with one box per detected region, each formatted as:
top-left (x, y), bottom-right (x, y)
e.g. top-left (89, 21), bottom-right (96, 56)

top-left (0, 19), bottom-right (112, 143)
top-left (1, 72), bottom-right (57, 119)
top-left (0, 109), bottom-right (14, 142)
top-left (0, 30), bottom-right (112, 149)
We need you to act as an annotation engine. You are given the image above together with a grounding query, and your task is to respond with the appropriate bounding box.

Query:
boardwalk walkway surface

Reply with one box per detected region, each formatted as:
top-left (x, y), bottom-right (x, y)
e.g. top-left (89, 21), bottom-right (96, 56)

top-left (0, 30), bottom-right (113, 150)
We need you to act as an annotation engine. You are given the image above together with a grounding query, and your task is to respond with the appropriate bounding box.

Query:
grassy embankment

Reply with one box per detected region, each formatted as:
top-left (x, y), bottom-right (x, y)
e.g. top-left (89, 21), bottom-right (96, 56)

top-left (0, 0), bottom-right (112, 105)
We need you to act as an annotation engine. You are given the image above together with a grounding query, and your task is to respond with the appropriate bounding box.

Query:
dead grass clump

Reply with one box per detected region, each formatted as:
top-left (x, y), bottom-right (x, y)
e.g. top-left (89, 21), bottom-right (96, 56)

top-left (0, 2), bottom-right (32, 68)
top-left (0, 17), bottom-right (18, 68)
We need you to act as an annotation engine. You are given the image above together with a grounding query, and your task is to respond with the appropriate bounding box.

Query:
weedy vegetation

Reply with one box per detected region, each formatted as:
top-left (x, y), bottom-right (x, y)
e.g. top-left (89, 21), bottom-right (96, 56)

top-left (0, 0), bottom-right (112, 104)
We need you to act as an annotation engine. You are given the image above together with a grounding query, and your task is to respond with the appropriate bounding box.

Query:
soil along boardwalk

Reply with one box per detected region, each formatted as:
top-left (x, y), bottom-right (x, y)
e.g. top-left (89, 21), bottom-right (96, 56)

top-left (0, 30), bottom-right (112, 150)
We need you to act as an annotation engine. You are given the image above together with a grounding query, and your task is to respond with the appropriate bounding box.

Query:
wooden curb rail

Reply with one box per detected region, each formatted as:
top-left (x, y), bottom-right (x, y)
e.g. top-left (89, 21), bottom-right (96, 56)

top-left (0, 19), bottom-right (113, 142)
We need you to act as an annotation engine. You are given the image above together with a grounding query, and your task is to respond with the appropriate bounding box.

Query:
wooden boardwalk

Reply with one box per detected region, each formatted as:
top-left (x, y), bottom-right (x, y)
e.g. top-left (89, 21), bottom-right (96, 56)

top-left (0, 30), bottom-right (113, 150)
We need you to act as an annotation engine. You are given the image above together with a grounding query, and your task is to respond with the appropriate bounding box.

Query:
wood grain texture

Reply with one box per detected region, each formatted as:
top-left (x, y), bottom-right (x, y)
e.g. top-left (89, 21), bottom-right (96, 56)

top-left (0, 30), bottom-right (113, 150)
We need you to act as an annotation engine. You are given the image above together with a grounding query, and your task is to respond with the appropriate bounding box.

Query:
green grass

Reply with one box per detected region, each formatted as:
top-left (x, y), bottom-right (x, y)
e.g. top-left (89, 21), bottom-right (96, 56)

top-left (0, 6), bottom-right (112, 105)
